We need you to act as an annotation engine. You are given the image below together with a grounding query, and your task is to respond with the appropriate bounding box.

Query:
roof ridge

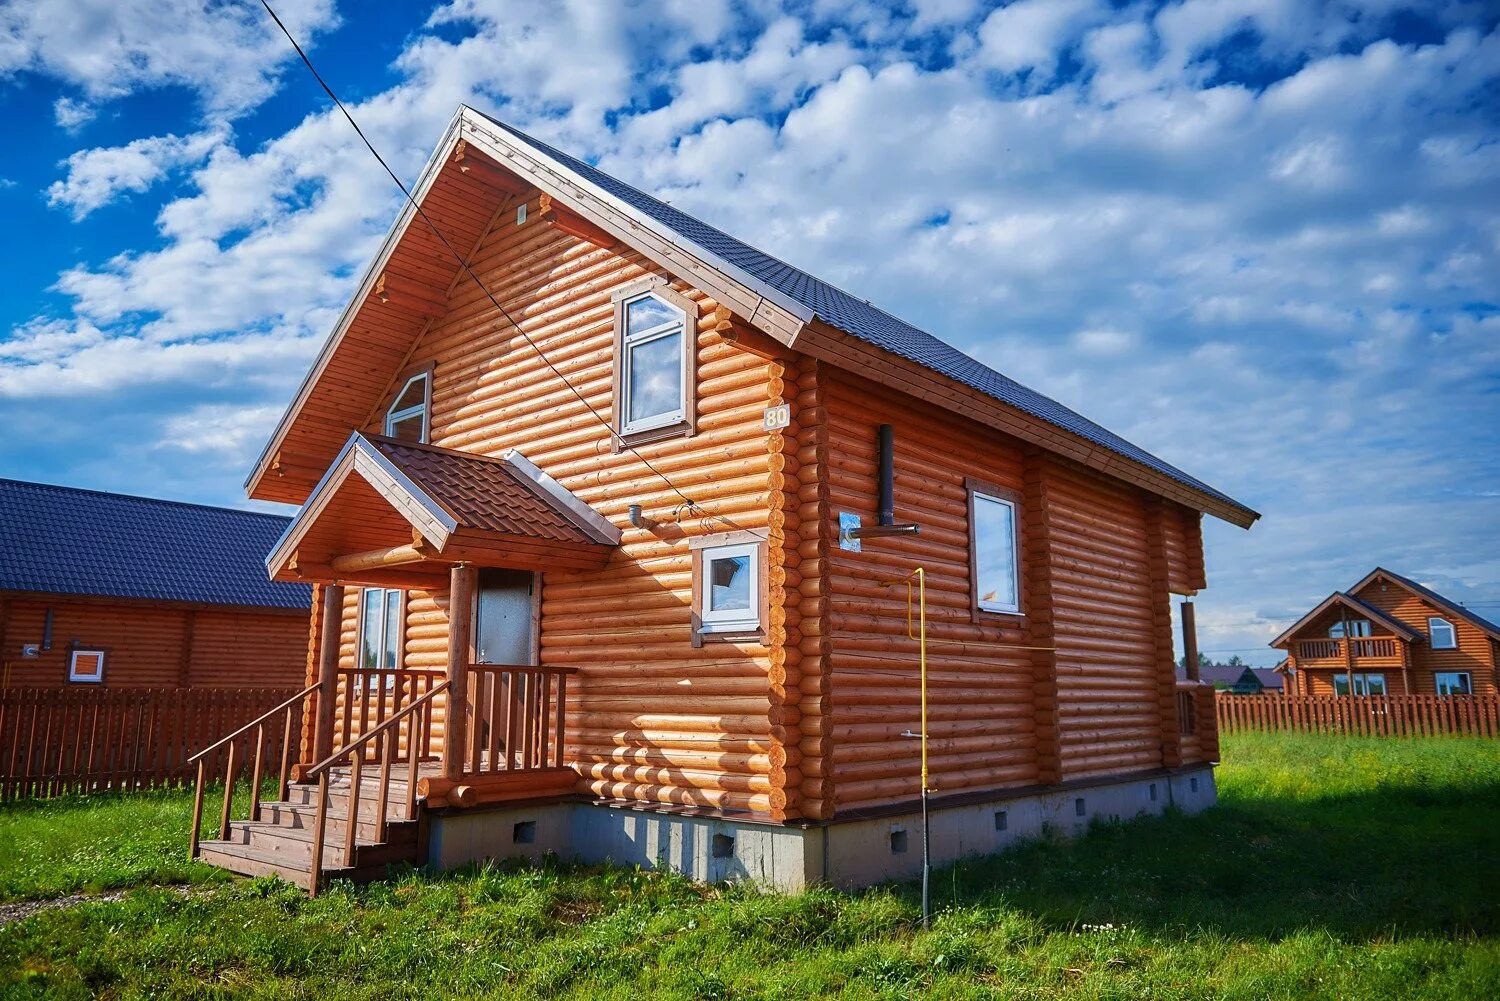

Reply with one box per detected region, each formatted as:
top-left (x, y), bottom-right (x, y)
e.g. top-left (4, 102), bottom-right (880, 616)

top-left (0, 477), bottom-right (291, 523)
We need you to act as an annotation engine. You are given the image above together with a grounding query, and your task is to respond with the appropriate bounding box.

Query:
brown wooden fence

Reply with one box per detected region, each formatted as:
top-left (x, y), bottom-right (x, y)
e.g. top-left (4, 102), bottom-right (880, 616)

top-left (1216, 693), bottom-right (1500, 738)
top-left (0, 687), bottom-right (302, 801)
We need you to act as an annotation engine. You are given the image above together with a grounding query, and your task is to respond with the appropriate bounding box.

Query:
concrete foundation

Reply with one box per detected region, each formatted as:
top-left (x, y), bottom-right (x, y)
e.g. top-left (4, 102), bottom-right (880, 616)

top-left (426, 764), bottom-right (1217, 891)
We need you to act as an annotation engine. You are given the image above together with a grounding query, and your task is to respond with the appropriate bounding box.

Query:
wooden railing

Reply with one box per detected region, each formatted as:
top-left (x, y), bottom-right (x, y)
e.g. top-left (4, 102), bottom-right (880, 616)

top-left (1217, 693), bottom-right (1500, 738)
top-left (334, 668), bottom-right (445, 760)
top-left (1294, 637), bottom-right (1401, 663)
top-left (463, 665), bottom-right (576, 775)
top-left (304, 680), bottom-right (449, 895)
top-left (1296, 639), bottom-right (1341, 660)
top-left (1176, 681), bottom-right (1220, 764)
top-left (1351, 637), bottom-right (1397, 659)
top-left (1, 686), bottom-right (301, 802)
top-left (188, 684), bottom-right (317, 859)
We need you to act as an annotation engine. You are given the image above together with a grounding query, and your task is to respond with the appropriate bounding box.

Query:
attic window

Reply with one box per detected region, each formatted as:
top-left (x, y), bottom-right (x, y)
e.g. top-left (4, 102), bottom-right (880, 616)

top-left (1429, 617), bottom-right (1457, 650)
top-left (613, 286), bottom-right (695, 443)
top-left (385, 370), bottom-right (431, 443)
top-left (1328, 618), bottom-right (1370, 639)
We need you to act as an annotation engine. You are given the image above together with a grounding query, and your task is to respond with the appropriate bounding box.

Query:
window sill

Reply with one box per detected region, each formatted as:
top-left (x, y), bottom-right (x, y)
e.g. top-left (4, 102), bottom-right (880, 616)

top-left (971, 607), bottom-right (1026, 629)
top-left (693, 627), bottom-right (766, 647)
top-left (614, 420), bottom-right (694, 452)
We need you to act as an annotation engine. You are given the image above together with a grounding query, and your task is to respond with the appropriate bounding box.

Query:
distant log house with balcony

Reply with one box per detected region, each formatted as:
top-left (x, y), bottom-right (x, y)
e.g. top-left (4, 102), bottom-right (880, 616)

top-left (191, 106), bottom-right (1259, 893)
top-left (1272, 568), bottom-right (1499, 697)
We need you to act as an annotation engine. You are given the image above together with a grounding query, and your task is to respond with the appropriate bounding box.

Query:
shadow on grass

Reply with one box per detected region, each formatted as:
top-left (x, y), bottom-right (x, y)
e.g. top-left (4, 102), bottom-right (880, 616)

top-left (916, 766), bottom-right (1500, 942)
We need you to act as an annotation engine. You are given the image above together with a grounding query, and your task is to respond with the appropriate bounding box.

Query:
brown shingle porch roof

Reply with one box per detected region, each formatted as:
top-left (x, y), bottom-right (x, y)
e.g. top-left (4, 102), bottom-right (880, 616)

top-left (267, 434), bottom-right (619, 584)
top-left (365, 436), bottom-right (616, 547)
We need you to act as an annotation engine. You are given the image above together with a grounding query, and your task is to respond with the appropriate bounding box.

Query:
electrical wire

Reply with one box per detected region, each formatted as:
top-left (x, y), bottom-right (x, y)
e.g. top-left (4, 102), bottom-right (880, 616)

top-left (257, 0), bottom-right (701, 514)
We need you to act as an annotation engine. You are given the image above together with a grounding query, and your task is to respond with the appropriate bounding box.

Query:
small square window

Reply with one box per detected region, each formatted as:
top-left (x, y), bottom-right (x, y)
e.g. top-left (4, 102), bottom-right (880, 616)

top-left (889, 829), bottom-right (908, 854)
top-left (697, 541), bottom-right (761, 636)
top-left (711, 834), bottom-right (735, 859)
top-left (69, 649), bottom-right (105, 684)
top-left (513, 821), bottom-right (537, 844)
top-left (1074, 797), bottom-right (1086, 817)
top-left (994, 810), bottom-right (1008, 831)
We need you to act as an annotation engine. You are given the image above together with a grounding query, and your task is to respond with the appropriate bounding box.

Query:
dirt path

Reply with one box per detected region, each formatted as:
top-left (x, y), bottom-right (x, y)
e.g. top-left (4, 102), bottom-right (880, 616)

top-left (0, 885), bottom-right (201, 927)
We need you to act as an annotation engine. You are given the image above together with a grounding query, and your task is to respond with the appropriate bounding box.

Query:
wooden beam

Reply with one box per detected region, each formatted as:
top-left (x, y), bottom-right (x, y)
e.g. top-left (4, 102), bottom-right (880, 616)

top-left (452, 139), bottom-right (529, 196)
top-left (539, 193), bottom-right (616, 249)
top-left (374, 271), bottom-right (448, 313)
top-left (288, 561), bottom-right (449, 591)
top-left (313, 585), bottom-right (344, 764)
top-left (443, 565), bottom-right (477, 781)
top-left (1181, 600), bottom-right (1199, 683)
top-left (330, 541), bottom-right (436, 574)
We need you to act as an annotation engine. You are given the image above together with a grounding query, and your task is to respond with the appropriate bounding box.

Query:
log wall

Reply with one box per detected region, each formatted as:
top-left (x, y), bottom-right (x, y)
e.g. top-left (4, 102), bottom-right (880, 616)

top-left (817, 370), bottom-right (1200, 812)
top-left (1351, 582), bottom-right (1498, 694)
top-left (0, 593), bottom-right (307, 690)
top-left (327, 188), bottom-right (786, 818)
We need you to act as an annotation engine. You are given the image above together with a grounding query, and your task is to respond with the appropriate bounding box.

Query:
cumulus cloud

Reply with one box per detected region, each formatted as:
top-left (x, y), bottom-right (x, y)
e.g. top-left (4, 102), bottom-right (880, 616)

top-left (52, 96), bottom-right (94, 132)
top-left (4, 0), bottom-right (1499, 657)
top-left (0, 0), bottom-right (338, 117)
top-left (47, 130), bottom-right (224, 219)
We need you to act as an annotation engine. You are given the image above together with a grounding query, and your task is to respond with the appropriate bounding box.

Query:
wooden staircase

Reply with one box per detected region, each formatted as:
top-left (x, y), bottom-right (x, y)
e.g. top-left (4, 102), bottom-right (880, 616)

top-left (197, 768), bottom-right (423, 889)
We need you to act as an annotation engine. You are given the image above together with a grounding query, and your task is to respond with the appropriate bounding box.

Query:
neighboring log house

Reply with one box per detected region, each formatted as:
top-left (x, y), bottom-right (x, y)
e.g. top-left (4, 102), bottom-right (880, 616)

top-left (1272, 568), bottom-right (1499, 697)
top-left (193, 106), bottom-right (1259, 892)
top-left (0, 478), bottom-right (311, 690)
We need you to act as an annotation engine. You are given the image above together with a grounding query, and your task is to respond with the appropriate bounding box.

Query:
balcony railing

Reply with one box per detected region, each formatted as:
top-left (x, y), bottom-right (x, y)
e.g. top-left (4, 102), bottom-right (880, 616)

top-left (1294, 636), bottom-right (1400, 663)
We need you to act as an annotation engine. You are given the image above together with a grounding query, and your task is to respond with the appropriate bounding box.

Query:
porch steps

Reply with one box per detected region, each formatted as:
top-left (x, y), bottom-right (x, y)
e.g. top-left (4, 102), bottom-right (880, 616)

top-left (196, 770), bottom-right (423, 890)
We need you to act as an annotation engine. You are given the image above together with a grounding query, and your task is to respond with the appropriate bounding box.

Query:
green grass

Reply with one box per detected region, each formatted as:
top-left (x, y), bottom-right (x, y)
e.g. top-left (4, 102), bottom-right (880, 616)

top-left (2, 733), bottom-right (1498, 999)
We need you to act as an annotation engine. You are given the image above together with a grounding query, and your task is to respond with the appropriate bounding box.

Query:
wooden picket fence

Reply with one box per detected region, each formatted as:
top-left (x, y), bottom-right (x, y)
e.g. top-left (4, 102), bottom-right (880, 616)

top-left (0, 687), bottom-right (301, 801)
top-left (1216, 693), bottom-right (1500, 738)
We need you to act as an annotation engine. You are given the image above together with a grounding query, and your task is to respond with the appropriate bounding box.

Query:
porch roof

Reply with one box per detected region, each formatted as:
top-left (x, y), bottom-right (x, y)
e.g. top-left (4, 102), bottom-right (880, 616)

top-left (1270, 591), bottom-right (1420, 649)
top-left (267, 434), bottom-right (619, 586)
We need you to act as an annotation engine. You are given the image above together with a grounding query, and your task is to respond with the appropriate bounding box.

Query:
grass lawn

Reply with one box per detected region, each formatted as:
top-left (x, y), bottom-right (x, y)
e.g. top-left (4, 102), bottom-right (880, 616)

top-left (2, 732), bottom-right (1498, 999)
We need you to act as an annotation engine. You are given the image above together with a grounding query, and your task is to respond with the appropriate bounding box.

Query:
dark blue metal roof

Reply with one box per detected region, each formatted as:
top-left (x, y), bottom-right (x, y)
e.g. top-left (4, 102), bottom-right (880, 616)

top-left (478, 111), bottom-right (1256, 522)
top-left (0, 479), bottom-right (311, 610)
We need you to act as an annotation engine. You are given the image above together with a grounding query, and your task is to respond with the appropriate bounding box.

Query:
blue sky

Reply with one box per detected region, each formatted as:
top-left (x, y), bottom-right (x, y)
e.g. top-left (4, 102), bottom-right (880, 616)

top-left (1, 0), bottom-right (1497, 664)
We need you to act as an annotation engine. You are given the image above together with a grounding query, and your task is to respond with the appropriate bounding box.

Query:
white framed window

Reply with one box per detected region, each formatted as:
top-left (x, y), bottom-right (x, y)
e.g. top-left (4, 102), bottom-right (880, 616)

top-left (968, 482), bottom-right (1021, 617)
top-left (68, 648), bottom-right (106, 684)
top-left (1428, 617), bottom-right (1457, 650)
top-left (358, 588), bottom-right (404, 688)
top-left (385, 370), bottom-right (431, 442)
top-left (697, 541), bottom-right (761, 635)
top-left (618, 291), bottom-right (688, 437)
top-left (1329, 618), bottom-right (1371, 639)
top-left (1435, 671), bottom-right (1472, 696)
top-left (1332, 672), bottom-right (1386, 697)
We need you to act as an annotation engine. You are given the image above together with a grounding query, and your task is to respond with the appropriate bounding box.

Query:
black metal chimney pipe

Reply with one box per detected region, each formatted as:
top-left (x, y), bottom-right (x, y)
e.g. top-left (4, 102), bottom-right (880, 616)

top-left (877, 423), bottom-right (895, 526)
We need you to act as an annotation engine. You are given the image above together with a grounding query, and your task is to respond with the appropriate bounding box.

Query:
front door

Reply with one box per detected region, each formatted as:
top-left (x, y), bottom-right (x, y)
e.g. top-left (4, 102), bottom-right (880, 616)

top-left (469, 569), bottom-right (537, 768)
top-left (474, 569), bottom-right (536, 666)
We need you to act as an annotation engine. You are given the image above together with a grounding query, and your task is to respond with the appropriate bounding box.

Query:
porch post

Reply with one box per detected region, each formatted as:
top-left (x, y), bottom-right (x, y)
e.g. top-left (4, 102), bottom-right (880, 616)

top-left (1180, 600), bottom-right (1199, 683)
top-left (443, 564), bottom-right (476, 781)
top-left (313, 584), bottom-right (344, 764)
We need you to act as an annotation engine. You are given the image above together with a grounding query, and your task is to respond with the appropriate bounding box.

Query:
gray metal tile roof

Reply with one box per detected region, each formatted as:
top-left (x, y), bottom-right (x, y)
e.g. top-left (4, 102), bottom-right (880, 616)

top-left (478, 111), bottom-right (1254, 521)
top-left (0, 479), bottom-right (311, 610)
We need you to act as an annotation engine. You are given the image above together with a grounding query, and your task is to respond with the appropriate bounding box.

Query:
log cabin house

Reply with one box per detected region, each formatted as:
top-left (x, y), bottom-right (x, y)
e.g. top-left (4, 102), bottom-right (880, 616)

top-left (191, 106), bottom-right (1258, 892)
top-left (1272, 568), bottom-right (1499, 698)
top-left (0, 478), bottom-right (310, 689)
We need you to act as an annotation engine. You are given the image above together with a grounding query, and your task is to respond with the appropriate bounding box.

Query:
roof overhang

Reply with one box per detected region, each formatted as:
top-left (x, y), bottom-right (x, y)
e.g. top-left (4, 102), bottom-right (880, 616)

top-left (1270, 591), bottom-right (1420, 649)
top-left (267, 433), bottom-right (618, 587)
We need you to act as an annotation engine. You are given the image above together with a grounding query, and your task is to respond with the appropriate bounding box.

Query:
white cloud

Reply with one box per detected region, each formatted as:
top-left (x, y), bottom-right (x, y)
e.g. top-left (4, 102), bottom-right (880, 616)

top-left (52, 96), bottom-right (95, 132)
top-left (47, 130), bottom-right (224, 219)
top-left (977, 0), bottom-right (1105, 79)
top-left (0, 0), bottom-right (338, 117)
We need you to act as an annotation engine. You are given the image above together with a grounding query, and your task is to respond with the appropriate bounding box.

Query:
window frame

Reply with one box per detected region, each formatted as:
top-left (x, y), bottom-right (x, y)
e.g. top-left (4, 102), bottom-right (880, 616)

top-left (1428, 616), bottom-right (1457, 650)
top-left (611, 279), bottom-right (696, 447)
top-left (1329, 618), bottom-right (1372, 639)
top-left (68, 647), bottom-right (106, 684)
top-left (356, 587), bottom-right (406, 689)
top-left (384, 365), bottom-right (433, 443)
top-left (689, 531), bottom-right (766, 645)
top-left (1434, 671), bottom-right (1472, 697)
top-left (966, 478), bottom-right (1024, 622)
top-left (1332, 671), bottom-right (1387, 697)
